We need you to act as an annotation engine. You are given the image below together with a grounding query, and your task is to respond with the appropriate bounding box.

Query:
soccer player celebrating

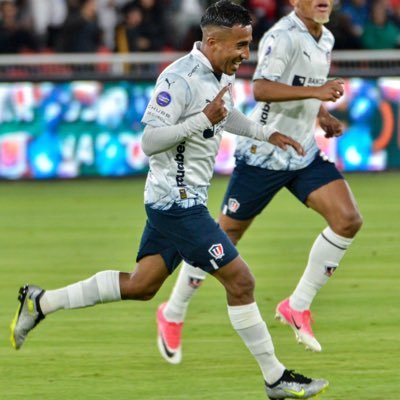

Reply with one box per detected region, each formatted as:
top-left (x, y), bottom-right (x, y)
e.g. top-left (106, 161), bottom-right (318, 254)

top-left (10, 1), bottom-right (328, 398)
top-left (157, 0), bottom-right (363, 361)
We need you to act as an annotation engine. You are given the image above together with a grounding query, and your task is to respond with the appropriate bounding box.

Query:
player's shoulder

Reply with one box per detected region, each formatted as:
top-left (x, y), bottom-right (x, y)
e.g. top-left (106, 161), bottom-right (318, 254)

top-left (260, 14), bottom-right (298, 46)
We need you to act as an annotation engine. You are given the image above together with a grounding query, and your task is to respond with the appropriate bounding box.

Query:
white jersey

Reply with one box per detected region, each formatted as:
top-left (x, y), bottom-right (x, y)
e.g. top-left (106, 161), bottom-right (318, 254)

top-left (235, 11), bottom-right (334, 170)
top-left (142, 42), bottom-right (235, 210)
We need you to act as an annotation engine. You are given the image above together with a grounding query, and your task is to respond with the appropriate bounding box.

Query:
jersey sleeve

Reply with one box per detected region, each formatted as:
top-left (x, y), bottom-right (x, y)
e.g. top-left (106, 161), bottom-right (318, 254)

top-left (141, 73), bottom-right (191, 127)
top-left (253, 30), bottom-right (294, 82)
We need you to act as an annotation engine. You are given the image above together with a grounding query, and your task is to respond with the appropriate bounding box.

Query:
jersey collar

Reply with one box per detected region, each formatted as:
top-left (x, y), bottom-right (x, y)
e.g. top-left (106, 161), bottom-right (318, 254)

top-left (288, 10), bottom-right (328, 43)
top-left (191, 41), bottom-right (217, 73)
top-left (289, 11), bottom-right (309, 32)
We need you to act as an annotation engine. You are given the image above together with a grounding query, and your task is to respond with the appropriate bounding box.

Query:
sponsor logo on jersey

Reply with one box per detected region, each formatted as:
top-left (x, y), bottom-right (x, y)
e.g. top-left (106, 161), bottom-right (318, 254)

top-left (259, 102), bottom-right (271, 125)
top-left (156, 91), bottom-right (172, 107)
top-left (228, 198), bottom-right (240, 213)
top-left (175, 141), bottom-right (186, 187)
top-left (307, 77), bottom-right (325, 86)
top-left (292, 75), bottom-right (306, 86)
top-left (325, 265), bottom-right (337, 277)
top-left (265, 45), bottom-right (272, 56)
top-left (208, 243), bottom-right (225, 260)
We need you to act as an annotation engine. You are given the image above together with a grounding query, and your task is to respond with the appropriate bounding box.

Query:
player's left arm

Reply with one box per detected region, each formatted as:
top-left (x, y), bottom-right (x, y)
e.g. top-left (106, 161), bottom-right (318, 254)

top-left (318, 105), bottom-right (344, 138)
top-left (224, 108), bottom-right (305, 156)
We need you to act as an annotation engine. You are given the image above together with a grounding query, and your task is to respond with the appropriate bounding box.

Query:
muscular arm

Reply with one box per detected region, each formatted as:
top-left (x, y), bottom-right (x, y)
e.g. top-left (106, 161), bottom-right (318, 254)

top-left (253, 78), bottom-right (345, 103)
top-left (253, 79), bottom-right (317, 102)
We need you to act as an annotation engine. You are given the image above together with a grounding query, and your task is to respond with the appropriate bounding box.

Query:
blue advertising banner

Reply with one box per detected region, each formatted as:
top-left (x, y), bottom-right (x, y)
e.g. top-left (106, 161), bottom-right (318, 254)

top-left (0, 78), bottom-right (399, 179)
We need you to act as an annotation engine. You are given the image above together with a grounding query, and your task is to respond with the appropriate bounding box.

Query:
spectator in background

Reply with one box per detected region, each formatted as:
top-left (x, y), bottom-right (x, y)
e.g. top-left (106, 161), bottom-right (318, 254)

top-left (242, 0), bottom-right (277, 47)
top-left (56, 0), bottom-right (103, 52)
top-left (341, 0), bottom-right (370, 37)
top-left (362, 0), bottom-right (400, 48)
top-left (327, 7), bottom-right (363, 49)
top-left (165, 0), bottom-right (206, 49)
top-left (97, 0), bottom-right (130, 50)
top-left (386, 0), bottom-right (400, 26)
top-left (136, 0), bottom-right (166, 49)
top-left (115, 1), bottom-right (165, 52)
top-left (0, 0), bottom-right (39, 53)
top-left (27, 0), bottom-right (68, 48)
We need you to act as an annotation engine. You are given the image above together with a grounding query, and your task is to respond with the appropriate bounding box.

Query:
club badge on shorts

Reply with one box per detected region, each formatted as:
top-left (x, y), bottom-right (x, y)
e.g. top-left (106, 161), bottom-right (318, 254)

top-left (228, 198), bottom-right (240, 213)
top-left (208, 243), bottom-right (224, 260)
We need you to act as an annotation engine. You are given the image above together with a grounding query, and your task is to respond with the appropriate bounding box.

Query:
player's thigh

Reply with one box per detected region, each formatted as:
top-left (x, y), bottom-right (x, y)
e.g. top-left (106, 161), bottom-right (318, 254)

top-left (136, 218), bottom-right (182, 274)
top-left (146, 204), bottom-right (239, 274)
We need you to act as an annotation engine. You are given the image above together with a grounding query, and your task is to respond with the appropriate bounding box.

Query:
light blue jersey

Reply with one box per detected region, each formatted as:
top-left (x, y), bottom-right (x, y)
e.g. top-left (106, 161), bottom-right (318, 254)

top-left (142, 42), bottom-right (235, 210)
top-left (235, 11), bottom-right (334, 170)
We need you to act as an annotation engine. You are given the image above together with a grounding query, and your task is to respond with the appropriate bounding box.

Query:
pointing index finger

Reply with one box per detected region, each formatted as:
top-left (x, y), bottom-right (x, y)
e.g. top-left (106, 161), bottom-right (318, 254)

top-left (215, 85), bottom-right (230, 100)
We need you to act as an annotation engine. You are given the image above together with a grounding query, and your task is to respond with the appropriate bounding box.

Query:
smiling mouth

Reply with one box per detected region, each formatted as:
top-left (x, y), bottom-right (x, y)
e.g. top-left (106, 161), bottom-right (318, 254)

top-left (316, 2), bottom-right (329, 11)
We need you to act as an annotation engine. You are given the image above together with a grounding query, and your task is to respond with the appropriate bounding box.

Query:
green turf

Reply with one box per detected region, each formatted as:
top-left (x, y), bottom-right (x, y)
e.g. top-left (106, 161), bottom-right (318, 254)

top-left (1, 173), bottom-right (399, 399)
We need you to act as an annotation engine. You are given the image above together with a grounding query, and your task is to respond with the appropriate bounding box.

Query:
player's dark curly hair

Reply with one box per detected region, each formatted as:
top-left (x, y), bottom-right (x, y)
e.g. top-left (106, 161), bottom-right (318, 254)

top-left (200, 0), bottom-right (252, 29)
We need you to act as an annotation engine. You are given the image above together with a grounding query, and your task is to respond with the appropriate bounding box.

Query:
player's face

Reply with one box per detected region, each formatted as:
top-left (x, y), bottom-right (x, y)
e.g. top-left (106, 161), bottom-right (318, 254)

top-left (211, 25), bottom-right (252, 76)
top-left (292, 0), bottom-right (333, 24)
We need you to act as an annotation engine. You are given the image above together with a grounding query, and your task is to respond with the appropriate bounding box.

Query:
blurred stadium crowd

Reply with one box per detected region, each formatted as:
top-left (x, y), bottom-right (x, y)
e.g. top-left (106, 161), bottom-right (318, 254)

top-left (0, 0), bottom-right (400, 55)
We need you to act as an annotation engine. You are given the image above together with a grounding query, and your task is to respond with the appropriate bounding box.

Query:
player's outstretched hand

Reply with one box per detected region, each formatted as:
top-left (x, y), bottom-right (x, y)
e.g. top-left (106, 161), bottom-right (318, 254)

top-left (268, 132), bottom-right (305, 156)
top-left (317, 79), bottom-right (344, 102)
top-left (203, 85), bottom-right (229, 125)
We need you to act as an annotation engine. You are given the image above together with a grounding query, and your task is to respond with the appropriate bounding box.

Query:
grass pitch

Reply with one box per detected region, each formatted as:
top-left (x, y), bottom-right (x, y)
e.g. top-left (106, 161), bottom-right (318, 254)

top-left (0, 173), bottom-right (399, 400)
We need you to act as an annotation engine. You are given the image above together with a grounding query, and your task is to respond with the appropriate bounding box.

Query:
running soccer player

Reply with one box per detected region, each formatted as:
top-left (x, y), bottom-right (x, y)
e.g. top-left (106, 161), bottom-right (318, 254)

top-left (10, 1), bottom-right (328, 398)
top-left (157, 0), bottom-right (363, 362)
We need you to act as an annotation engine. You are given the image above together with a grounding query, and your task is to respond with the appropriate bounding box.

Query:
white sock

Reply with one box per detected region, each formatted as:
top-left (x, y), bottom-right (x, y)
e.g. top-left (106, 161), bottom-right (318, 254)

top-left (290, 227), bottom-right (354, 311)
top-left (39, 270), bottom-right (121, 315)
top-left (228, 302), bottom-right (285, 385)
top-left (164, 262), bottom-right (207, 323)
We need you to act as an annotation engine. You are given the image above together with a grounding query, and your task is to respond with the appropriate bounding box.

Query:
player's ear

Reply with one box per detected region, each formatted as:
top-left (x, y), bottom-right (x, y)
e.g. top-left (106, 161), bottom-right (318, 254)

top-left (206, 35), bottom-right (218, 48)
top-left (289, 0), bottom-right (298, 7)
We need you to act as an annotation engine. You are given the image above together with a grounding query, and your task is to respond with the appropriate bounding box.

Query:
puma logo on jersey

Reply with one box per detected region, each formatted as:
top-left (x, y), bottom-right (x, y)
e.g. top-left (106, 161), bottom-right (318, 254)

top-left (165, 78), bottom-right (175, 89)
top-left (303, 50), bottom-right (311, 61)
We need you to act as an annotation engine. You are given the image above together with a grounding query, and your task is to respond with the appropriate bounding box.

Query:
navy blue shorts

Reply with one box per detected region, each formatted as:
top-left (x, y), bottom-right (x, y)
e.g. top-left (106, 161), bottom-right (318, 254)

top-left (221, 153), bottom-right (344, 220)
top-left (136, 204), bottom-right (239, 274)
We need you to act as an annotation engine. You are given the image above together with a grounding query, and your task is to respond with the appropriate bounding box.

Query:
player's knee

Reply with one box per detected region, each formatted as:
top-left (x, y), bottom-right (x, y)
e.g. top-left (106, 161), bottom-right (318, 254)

top-left (230, 270), bottom-right (255, 299)
top-left (334, 210), bottom-right (363, 237)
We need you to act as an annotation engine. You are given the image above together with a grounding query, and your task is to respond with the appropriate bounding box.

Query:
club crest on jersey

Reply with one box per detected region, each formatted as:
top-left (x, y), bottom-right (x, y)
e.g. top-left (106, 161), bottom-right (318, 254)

top-left (325, 265), bottom-right (337, 277)
top-left (156, 91), bottom-right (171, 107)
top-left (208, 243), bottom-right (224, 260)
top-left (228, 198), bottom-right (240, 213)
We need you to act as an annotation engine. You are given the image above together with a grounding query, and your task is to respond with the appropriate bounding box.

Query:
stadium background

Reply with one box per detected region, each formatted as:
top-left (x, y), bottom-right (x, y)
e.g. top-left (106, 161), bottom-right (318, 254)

top-left (1, 1), bottom-right (399, 399)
